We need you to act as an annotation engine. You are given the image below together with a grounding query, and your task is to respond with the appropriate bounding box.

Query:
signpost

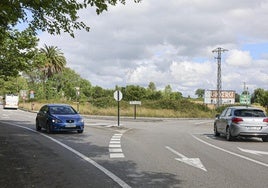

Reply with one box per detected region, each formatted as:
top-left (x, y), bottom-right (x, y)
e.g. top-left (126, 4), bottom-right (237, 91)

top-left (114, 90), bottom-right (123, 126)
top-left (129, 101), bottom-right (141, 119)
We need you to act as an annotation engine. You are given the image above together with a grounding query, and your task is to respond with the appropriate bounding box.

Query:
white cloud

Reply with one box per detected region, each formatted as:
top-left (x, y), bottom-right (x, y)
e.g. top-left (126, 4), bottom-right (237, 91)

top-left (226, 50), bottom-right (252, 67)
top-left (38, 0), bottom-right (268, 97)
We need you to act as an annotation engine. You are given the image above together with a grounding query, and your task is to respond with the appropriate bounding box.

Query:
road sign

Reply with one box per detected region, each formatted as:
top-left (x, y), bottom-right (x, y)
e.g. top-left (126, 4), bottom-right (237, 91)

top-left (114, 90), bottom-right (123, 101)
top-left (129, 101), bottom-right (141, 105)
top-left (240, 94), bottom-right (251, 105)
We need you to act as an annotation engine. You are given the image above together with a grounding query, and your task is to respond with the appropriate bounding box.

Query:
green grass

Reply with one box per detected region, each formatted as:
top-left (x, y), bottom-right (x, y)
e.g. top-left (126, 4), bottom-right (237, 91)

top-left (19, 101), bottom-right (216, 118)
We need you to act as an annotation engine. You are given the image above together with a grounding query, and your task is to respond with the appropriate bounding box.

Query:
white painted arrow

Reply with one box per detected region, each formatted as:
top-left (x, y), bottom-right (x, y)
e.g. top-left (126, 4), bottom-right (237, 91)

top-left (238, 147), bottom-right (268, 156)
top-left (166, 146), bottom-right (207, 172)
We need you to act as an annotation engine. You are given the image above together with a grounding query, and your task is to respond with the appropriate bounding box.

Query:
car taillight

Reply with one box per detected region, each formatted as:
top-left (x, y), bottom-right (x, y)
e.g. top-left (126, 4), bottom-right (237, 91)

top-left (232, 117), bottom-right (243, 123)
top-left (263, 118), bottom-right (268, 123)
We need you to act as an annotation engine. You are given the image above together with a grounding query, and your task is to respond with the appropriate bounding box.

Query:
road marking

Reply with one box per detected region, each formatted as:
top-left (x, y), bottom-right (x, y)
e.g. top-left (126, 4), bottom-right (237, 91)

top-left (110, 153), bottom-right (125, 158)
top-left (109, 148), bottom-right (123, 153)
top-left (109, 144), bottom-right (121, 148)
top-left (238, 147), bottom-right (268, 156)
top-left (165, 146), bottom-right (207, 172)
top-left (109, 133), bottom-right (125, 158)
top-left (193, 134), bottom-right (268, 168)
top-left (3, 122), bottom-right (131, 188)
top-left (194, 121), bottom-right (210, 125)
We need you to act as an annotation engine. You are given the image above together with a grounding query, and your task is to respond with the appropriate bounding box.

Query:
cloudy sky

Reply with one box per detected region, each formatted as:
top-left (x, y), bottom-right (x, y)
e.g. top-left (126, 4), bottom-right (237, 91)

top-left (39, 0), bottom-right (268, 97)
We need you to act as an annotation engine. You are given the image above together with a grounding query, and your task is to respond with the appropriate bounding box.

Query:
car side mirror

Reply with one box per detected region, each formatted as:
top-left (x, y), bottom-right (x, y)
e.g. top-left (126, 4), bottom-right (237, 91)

top-left (215, 114), bottom-right (220, 119)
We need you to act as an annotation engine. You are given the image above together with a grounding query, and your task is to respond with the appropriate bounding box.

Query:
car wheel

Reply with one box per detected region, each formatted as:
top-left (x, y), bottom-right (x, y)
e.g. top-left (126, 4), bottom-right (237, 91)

top-left (77, 130), bottom-right (83, 133)
top-left (46, 122), bottom-right (52, 134)
top-left (226, 126), bottom-right (233, 141)
top-left (36, 120), bottom-right (41, 131)
top-left (214, 125), bottom-right (220, 137)
top-left (262, 136), bottom-right (268, 142)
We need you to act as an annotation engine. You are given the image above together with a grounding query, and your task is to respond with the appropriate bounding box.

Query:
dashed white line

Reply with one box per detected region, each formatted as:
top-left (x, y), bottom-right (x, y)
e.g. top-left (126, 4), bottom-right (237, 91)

top-left (109, 133), bottom-right (125, 158)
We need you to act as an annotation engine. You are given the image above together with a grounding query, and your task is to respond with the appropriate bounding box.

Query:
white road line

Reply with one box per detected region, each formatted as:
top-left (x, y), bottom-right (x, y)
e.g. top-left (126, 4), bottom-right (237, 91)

top-left (109, 148), bottom-right (123, 153)
top-left (109, 144), bottom-right (121, 148)
top-left (192, 134), bottom-right (268, 168)
top-left (110, 141), bottom-right (121, 144)
top-left (3, 122), bottom-right (131, 188)
top-left (109, 133), bottom-right (125, 159)
top-left (111, 138), bottom-right (121, 141)
top-left (110, 153), bottom-right (125, 158)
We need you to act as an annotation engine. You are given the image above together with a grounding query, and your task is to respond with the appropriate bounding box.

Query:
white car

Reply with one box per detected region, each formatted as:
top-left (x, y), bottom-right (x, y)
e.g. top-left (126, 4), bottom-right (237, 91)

top-left (214, 106), bottom-right (268, 141)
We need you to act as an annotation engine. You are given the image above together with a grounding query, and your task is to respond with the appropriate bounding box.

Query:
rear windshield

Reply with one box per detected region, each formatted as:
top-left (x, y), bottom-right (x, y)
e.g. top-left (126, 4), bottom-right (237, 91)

top-left (234, 109), bottom-right (266, 117)
top-left (49, 106), bottom-right (77, 115)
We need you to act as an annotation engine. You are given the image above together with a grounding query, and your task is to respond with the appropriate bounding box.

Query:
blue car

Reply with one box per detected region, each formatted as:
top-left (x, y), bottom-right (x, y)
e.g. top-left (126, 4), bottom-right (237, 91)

top-left (36, 104), bottom-right (84, 133)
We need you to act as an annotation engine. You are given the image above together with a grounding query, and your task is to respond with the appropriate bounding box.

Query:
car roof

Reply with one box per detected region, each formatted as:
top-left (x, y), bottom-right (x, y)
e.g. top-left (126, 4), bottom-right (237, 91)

top-left (228, 106), bottom-right (263, 110)
top-left (46, 104), bottom-right (72, 107)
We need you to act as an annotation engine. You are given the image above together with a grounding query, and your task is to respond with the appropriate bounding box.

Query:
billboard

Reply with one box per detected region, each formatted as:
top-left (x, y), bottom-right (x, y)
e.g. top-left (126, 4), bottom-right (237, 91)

top-left (204, 90), bottom-right (235, 104)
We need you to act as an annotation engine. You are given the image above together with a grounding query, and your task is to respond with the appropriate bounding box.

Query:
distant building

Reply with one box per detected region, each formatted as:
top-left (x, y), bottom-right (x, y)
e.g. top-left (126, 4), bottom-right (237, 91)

top-left (204, 90), bottom-right (235, 105)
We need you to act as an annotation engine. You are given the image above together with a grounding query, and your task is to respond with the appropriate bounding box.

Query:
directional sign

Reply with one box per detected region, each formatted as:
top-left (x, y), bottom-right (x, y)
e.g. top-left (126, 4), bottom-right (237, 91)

top-left (166, 146), bottom-right (207, 172)
top-left (238, 147), bottom-right (268, 156)
top-left (129, 101), bottom-right (141, 105)
top-left (240, 94), bottom-right (251, 105)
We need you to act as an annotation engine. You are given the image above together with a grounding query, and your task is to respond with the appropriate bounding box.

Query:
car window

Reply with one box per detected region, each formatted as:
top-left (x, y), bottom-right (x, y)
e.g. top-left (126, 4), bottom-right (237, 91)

top-left (220, 108), bottom-right (228, 117)
top-left (49, 106), bottom-right (77, 114)
top-left (225, 109), bottom-right (232, 117)
top-left (234, 109), bottom-right (266, 117)
top-left (40, 106), bottom-right (48, 113)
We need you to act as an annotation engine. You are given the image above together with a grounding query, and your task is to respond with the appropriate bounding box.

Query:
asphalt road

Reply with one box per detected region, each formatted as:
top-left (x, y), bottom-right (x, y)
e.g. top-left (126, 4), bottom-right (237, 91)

top-left (1, 107), bottom-right (268, 188)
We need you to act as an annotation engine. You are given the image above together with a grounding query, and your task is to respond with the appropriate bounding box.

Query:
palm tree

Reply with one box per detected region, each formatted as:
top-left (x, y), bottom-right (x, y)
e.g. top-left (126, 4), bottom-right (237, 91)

top-left (39, 45), bottom-right (66, 99)
top-left (40, 44), bottom-right (66, 79)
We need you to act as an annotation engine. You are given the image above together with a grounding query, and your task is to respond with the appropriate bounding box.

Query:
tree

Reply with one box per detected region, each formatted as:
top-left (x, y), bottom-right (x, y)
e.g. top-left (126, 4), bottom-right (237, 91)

top-left (163, 85), bottom-right (172, 99)
top-left (124, 85), bottom-right (147, 101)
top-left (148, 82), bottom-right (156, 92)
top-left (252, 88), bottom-right (268, 110)
top-left (0, 0), bottom-right (141, 38)
top-left (195, 89), bottom-right (205, 98)
top-left (0, 29), bottom-right (39, 78)
top-left (39, 45), bottom-right (66, 79)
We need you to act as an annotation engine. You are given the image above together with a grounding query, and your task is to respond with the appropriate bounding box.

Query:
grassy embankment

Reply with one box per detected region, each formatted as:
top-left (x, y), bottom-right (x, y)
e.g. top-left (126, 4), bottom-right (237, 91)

top-left (19, 99), bottom-right (216, 118)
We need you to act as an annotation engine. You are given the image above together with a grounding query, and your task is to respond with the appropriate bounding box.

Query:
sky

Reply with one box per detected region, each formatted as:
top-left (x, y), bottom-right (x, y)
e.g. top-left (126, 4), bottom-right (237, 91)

top-left (38, 0), bottom-right (268, 97)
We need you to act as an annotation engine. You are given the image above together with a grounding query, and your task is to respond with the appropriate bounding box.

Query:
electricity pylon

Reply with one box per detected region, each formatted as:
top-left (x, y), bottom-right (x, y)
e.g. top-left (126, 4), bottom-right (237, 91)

top-left (212, 47), bottom-right (228, 107)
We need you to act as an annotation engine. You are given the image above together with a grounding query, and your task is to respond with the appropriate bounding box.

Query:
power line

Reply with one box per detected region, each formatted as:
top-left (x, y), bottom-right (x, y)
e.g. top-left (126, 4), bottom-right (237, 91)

top-left (212, 47), bottom-right (228, 107)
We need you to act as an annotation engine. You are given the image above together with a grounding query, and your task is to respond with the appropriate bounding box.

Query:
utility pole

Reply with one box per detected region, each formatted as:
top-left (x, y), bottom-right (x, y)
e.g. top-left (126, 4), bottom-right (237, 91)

top-left (212, 47), bottom-right (228, 107)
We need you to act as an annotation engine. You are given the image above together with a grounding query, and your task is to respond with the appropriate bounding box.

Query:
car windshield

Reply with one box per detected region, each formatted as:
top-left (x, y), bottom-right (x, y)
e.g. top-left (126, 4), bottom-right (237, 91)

top-left (49, 106), bottom-right (77, 115)
top-left (234, 109), bottom-right (266, 117)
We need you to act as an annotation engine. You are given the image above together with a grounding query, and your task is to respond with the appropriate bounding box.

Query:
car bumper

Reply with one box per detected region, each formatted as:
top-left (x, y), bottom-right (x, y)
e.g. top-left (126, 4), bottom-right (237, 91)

top-left (51, 122), bottom-right (84, 132)
top-left (230, 124), bottom-right (268, 137)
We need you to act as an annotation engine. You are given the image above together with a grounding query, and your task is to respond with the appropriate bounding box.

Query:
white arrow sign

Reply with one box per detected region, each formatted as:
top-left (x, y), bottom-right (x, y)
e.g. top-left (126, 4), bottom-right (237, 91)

top-left (238, 147), bottom-right (268, 156)
top-left (166, 146), bottom-right (207, 172)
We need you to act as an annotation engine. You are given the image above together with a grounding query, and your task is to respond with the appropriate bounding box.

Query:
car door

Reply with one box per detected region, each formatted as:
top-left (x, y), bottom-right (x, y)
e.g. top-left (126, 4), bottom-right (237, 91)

top-left (38, 105), bottom-right (48, 128)
top-left (221, 108), bottom-right (232, 134)
top-left (217, 108), bottom-right (228, 133)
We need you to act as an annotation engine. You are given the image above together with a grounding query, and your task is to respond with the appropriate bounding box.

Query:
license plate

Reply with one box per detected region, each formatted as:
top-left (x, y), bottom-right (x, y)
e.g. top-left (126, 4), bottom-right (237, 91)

top-left (246, 126), bottom-right (261, 130)
top-left (66, 123), bottom-right (76, 127)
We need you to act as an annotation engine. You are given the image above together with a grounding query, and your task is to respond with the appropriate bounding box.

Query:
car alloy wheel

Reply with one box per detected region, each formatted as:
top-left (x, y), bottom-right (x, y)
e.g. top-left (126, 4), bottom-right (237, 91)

top-left (226, 126), bottom-right (233, 141)
top-left (46, 123), bottom-right (52, 134)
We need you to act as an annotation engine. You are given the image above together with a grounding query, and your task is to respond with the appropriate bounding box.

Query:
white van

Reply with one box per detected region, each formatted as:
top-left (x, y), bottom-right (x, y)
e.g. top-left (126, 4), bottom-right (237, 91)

top-left (3, 94), bottom-right (19, 109)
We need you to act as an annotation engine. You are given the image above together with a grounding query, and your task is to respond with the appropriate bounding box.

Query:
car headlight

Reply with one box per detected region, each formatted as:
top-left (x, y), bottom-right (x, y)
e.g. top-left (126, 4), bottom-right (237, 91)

top-left (52, 118), bottom-right (62, 123)
top-left (78, 118), bottom-right (84, 123)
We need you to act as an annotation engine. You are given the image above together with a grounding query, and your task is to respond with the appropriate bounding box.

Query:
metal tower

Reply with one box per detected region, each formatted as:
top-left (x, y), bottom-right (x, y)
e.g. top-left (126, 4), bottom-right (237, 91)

top-left (212, 47), bottom-right (228, 107)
